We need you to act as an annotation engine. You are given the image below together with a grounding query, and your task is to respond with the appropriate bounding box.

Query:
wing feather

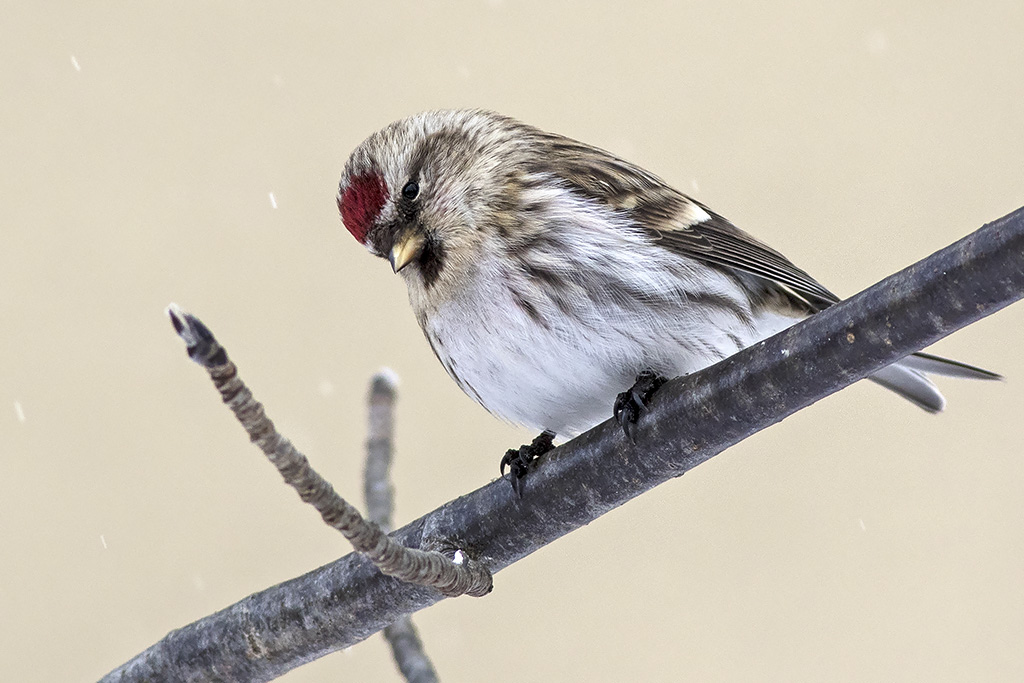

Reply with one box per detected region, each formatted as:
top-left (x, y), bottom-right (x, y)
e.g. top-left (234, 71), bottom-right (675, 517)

top-left (532, 131), bottom-right (839, 312)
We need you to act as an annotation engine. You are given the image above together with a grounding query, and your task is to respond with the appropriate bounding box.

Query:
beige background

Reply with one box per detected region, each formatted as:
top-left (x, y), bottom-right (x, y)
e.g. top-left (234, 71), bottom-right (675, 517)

top-left (3, 2), bottom-right (1022, 681)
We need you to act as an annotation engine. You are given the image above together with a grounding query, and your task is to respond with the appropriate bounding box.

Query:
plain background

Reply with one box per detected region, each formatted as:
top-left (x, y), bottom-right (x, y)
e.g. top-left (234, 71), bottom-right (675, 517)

top-left (3, 2), bottom-right (1022, 681)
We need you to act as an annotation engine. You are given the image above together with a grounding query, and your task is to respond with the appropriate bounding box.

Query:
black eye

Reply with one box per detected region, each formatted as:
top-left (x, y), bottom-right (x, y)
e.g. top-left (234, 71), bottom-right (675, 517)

top-left (402, 181), bottom-right (419, 200)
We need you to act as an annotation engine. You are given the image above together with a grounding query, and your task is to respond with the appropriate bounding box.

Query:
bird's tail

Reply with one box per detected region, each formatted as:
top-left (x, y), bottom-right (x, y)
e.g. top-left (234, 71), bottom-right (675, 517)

top-left (868, 352), bottom-right (1001, 412)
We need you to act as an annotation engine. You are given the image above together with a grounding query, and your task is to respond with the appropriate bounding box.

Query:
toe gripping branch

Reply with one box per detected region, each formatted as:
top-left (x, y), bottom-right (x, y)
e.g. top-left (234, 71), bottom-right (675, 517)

top-left (613, 370), bottom-right (668, 442)
top-left (501, 430), bottom-right (555, 498)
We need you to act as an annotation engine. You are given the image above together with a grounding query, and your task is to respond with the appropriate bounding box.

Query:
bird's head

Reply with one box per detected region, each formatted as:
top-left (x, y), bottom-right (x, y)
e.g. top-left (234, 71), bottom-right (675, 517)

top-left (338, 110), bottom-right (530, 293)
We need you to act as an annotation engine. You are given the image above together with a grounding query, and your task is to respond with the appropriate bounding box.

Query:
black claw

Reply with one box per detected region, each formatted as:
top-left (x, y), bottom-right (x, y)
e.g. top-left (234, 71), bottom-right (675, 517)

top-left (614, 370), bottom-right (668, 442)
top-left (501, 430), bottom-right (555, 498)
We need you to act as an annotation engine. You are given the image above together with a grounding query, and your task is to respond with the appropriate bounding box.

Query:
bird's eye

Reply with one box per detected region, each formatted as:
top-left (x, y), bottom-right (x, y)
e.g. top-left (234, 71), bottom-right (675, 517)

top-left (402, 181), bottom-right (419, 200)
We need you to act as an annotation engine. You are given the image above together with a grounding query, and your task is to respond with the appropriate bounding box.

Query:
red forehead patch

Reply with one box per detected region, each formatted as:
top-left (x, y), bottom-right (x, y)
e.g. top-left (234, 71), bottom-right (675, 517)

top-left (339, 173), bottom-right (389, 244)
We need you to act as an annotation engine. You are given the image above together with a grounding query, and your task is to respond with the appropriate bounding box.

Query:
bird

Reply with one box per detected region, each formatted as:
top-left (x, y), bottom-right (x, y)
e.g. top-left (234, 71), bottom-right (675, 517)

top-left (337, 109), bottom-right (998, 492)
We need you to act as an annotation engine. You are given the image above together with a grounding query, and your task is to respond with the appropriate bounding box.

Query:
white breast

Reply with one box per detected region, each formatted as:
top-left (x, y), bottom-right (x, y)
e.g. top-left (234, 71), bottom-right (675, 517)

top-left (419, 210), bottom-right (803, 437)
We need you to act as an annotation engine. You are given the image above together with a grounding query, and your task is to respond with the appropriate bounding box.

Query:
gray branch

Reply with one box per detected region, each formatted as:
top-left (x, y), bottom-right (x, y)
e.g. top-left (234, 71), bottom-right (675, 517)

top-left (364, 371), bottom-right (440, 683)
top-left (365, 371), bottom-right (398, 535)
top-left (382, 618), bottom-right (439, 683)
top-left (102, 206), bottom-right (1024, 682)
top-left (163, 304), bottom-right (493, 600)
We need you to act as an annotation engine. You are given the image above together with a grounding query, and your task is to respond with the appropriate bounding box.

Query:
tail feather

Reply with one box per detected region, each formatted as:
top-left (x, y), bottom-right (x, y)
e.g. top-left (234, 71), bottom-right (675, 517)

top-left (901, 351), bottom-right (1003, 380)
top-left (869, 352), bottom-right (1001, 412)
top-left (869, 365), bottom-right (945, 413)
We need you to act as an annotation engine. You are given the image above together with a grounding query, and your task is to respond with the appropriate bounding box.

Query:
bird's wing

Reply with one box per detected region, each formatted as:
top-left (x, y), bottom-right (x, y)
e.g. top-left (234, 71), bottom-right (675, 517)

top-left (646, 204), bottom-right (841, 311)
top-left (535, 133), bottom-right (840, 312)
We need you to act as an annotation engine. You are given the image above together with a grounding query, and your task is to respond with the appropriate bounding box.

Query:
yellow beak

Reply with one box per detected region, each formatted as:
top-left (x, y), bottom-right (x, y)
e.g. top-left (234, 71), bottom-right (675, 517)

top-left (388, 231), bottom-right (425, 273)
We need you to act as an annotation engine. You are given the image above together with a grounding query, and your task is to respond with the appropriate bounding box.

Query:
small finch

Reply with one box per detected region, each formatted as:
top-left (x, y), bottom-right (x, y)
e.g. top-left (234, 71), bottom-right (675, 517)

top-left (337, 110), bottom-right (997, 485)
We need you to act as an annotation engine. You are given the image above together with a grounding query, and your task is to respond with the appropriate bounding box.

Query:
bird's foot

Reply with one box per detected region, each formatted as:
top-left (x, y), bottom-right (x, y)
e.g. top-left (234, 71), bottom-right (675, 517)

top-left (614, 370), bottom-right (668, 442)
top-left (501, 430), bottom-right (555, 498)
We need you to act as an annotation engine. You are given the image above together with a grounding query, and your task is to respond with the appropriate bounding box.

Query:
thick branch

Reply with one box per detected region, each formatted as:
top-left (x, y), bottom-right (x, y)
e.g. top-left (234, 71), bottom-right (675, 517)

top-left (103, 206), bottom-right (1024, 683)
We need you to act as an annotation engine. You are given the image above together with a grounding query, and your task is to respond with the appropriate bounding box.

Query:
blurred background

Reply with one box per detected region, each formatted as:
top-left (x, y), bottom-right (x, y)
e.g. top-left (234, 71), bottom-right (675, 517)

top-left (2, 2), bottom-right (1022, 681)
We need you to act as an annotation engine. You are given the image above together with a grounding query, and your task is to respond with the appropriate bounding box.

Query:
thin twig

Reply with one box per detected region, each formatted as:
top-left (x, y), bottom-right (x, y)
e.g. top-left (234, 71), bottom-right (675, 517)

top-left (383, 619), bottom-right (439, 683)
top-left (363, 370), bottom-right (440, 683)
top-left (103, 205), bottom-right (1024, 683)
top-left (165, 304), bottom-right (493, 600)
top-left (365, 371), bottom-right (398, 534)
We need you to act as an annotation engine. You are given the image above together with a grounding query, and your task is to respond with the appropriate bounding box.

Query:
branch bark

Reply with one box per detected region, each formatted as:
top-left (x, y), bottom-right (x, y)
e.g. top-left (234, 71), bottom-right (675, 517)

top-left (102, 206), bottom-right (1024, 683)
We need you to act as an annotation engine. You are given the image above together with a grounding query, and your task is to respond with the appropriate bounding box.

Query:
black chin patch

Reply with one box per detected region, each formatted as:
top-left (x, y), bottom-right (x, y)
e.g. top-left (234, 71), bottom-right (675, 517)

top-left (418, 235), bottom-right (446, 290)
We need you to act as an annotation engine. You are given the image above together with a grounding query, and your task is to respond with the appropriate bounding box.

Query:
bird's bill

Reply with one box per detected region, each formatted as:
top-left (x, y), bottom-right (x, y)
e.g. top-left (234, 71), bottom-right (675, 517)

top-left (388, 231), bottom-right (424, 273)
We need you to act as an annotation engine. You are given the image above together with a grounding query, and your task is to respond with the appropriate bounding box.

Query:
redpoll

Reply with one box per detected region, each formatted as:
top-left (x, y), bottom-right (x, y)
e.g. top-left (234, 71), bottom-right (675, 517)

top-left (337, 110), bottom-right (997, 482)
